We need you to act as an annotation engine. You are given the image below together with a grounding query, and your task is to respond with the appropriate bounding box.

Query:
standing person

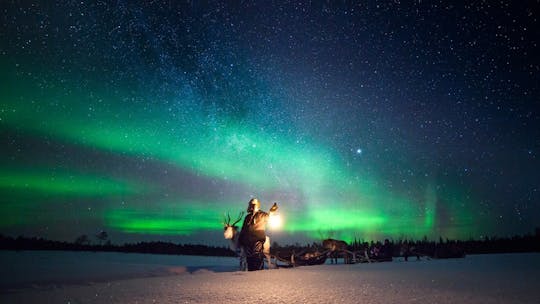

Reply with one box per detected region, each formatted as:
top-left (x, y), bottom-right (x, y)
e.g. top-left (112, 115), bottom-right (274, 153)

top-left (239, 198), bottom-right (278, 271)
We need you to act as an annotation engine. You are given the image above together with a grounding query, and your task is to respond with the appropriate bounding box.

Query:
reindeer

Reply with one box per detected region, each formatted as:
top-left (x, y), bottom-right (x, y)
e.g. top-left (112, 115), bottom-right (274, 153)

top-left (223, 212), bottom-right (274, 270)
top-left (223, 212), bottom-right (247, 270)
top-left (322, 238), bottom-right (355, 264)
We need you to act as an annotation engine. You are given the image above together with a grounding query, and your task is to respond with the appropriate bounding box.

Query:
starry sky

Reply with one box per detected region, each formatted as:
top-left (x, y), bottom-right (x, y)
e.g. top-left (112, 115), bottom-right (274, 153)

top-left (1, 1), bottom-right (539, 246)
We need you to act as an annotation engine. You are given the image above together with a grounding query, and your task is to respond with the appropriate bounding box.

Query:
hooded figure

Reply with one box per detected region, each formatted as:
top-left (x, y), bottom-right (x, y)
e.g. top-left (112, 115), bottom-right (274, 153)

top-left (239, 198), bottom-right (278, 271)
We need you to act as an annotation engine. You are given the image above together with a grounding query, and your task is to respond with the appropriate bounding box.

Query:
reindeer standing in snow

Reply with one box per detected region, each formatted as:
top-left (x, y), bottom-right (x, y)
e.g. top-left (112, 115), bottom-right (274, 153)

top-left (323, 238), bottom-right (356, 264)
top-left (223, 212), bottom-right (273, 270)
top-left (223, 212), bottom-right (247, 270)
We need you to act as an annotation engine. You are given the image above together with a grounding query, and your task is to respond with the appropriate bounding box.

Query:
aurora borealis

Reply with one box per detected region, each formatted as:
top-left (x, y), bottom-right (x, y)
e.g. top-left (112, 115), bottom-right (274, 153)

top-left (1, 1), bottom-right (538, 245)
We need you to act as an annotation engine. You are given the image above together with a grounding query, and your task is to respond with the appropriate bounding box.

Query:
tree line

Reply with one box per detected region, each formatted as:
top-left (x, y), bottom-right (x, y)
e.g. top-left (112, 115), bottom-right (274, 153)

top-left (0, 233), bottom-right (235, 257)
top-left (1, 228), bottom-right (539, 257)
top-left (272, 229), bottom-right (540, 258)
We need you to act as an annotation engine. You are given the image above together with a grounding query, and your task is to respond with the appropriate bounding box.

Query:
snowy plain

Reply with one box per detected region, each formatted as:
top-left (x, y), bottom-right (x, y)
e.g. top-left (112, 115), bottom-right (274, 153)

top-left (1, 250), bottom-right (539, 304)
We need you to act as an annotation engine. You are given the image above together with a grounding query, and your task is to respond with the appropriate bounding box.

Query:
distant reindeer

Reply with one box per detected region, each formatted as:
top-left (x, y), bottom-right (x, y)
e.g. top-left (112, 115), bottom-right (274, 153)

top-left (323, 238), bottom-right (355, 264)
top-left (223, 212), bottom-right (274, 270)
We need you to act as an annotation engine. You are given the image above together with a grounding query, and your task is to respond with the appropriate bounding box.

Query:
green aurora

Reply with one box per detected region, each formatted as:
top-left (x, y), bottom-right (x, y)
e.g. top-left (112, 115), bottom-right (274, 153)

top-left (4, 0), bottom-right (531, 245)
top-left (0, 75), bottom-right (483, 243)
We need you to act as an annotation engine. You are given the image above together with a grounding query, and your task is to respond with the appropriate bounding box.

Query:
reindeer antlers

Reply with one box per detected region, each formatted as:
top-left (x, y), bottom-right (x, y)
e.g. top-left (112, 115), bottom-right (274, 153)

top-left (232, 211), bottom-right (244, 226)
top-left (224, 211), bottom-right (244, 227)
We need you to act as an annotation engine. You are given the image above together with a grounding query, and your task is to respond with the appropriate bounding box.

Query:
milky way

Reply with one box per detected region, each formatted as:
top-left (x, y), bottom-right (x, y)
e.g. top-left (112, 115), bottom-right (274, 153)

top-left (1, 1), bottom-right (538, 245)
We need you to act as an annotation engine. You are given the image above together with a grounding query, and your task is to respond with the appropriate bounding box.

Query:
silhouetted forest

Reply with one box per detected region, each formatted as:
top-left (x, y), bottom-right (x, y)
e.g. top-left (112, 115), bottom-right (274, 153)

top-left (1, 228), bottom-right (539, 258)
top-left (0, 234), bottom-right (235, 257)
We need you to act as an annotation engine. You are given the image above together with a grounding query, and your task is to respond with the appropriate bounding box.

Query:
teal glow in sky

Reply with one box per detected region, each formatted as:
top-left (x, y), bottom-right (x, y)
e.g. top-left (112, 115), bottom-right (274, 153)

top-left (1, 1), bottom-right (538, 245)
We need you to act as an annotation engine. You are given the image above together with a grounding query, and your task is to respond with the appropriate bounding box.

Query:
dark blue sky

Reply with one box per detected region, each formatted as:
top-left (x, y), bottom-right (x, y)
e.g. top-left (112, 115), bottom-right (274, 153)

top-left (1, 1), bottom-right (539, 245)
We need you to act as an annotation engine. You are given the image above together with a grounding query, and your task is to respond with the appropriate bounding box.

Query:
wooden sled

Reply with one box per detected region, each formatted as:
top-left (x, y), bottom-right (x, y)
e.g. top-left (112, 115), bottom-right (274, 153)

top-left (273, 249), bottom-right (330, 267)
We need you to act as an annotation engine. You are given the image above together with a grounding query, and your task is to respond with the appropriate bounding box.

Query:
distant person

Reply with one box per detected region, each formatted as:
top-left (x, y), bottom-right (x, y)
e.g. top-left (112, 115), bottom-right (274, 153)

top-left (401, 241), bottom-right (411, 261)
top-left (380, 239), bottom-right (393, 261)
top-left (238, 198), bottom-right (278, 271)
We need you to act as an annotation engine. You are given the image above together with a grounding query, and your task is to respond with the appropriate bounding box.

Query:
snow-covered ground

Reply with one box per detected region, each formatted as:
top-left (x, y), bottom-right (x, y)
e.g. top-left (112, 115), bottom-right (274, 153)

top-left (0, 250), bottom-right (238, 290)
top-left (1, 251), bottom-right (539, 303)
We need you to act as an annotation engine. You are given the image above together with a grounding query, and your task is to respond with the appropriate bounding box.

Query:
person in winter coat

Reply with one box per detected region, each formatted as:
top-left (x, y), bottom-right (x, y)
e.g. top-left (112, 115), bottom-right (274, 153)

top-left (239, 198), bottom-right (278, 271)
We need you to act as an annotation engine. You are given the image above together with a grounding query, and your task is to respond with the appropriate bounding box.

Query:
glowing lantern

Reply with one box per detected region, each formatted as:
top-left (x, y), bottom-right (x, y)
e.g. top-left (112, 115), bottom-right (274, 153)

top-left (268, 213), bottom-right (282, 230)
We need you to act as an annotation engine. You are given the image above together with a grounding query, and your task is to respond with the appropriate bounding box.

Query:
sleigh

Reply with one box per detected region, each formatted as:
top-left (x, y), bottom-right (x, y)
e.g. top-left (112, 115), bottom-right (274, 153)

top-left (272, 249), bottom-right (329, 267)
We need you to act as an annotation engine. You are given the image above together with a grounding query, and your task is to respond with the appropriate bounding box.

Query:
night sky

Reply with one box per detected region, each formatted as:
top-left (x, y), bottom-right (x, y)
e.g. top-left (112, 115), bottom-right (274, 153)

top-left (1, 1), bottom-right (539, 246)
